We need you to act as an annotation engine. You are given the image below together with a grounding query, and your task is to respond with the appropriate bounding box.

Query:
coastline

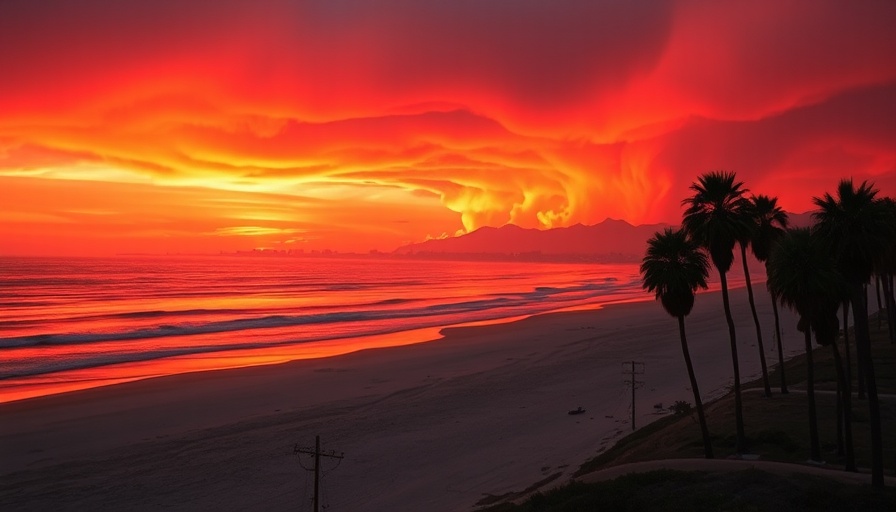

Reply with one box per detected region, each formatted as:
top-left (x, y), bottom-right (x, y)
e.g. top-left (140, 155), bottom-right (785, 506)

top-left (0, 284), bottom-right (802, 511)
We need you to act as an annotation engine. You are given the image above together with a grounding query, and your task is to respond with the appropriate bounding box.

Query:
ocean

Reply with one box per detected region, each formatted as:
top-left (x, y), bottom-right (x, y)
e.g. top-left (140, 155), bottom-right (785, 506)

top-left (0, 256), bottom-right (645, 402)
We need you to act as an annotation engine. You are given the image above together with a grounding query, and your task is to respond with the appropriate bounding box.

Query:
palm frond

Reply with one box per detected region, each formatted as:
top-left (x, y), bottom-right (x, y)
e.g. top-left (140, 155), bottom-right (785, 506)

top-left (681, 171), bottom-right (751, 272)
top-left (767, 227), bottom-right (847, 321)
top-left (641, 228), bottom-right (710, 318)
top-left (751, 194), bottom-right (789, 262)
top-left (812, 179), bottom-right (889, 282)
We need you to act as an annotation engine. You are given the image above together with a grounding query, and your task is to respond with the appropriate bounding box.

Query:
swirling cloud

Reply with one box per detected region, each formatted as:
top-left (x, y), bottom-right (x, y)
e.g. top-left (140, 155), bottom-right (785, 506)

top-left (0, 0), bottom-right (893, 255)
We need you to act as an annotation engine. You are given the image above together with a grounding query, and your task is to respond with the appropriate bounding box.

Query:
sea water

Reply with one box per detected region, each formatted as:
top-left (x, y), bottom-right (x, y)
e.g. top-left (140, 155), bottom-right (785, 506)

top-left (0, 256), bottom-right (645, 402)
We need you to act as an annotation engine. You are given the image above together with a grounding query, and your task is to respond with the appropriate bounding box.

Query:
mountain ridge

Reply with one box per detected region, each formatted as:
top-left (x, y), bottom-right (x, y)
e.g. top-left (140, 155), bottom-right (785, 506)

top-left (393, 218), bottom-right (671, 262)
top-left (393, 212), bottom-right (814, 262)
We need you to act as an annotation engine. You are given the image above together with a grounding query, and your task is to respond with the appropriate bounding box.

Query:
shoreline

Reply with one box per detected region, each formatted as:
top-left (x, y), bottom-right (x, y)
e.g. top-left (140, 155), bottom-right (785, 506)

top-left (1, 257), bottom-right (754, 406)
top-left (0, 300), bottom-right (636, 406)
top-left (1, 296), bottom-right (636, 406)
top-left (0, 284), bottom-right (802, 511)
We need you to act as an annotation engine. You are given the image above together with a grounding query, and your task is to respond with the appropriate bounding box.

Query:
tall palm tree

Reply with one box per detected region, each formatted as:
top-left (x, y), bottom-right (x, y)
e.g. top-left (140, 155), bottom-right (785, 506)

top-left (841, 300), bottom-right (852, 391)
top-left (767, 228), bottom-right (845, 464)
top-left (682, 171), bottom-right (752, 454)
top-left (641, 228), bottom-right (714, 459)
top-left (875, 197), bottom-right (896, 342)
top-left (738, 199), bottom-right (771, 396)
top-left (810, 297), bottom-right (856, 471)
top-left (838, 298), bottom-right (853, 462)
top-left (751, 195), bottom-right (789, 394)
top-left (813, 179), bottom-right (889, 487)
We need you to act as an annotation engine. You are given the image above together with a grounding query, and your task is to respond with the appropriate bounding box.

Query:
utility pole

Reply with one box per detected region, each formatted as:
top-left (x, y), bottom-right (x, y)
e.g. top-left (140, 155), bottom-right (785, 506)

top-left (295, 435), bottom-right (344, 512)
top-left (622, 361), bottom-right (645, 431)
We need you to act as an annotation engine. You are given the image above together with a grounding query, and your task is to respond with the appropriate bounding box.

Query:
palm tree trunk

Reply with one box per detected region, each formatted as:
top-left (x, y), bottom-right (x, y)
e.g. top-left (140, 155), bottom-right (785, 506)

top-left (678, 315), bottom-right (713, 459)
top-left (835, 376), bottom-right (844, 458)
top-left (842, 301), bottom-right (850, 349)
top-left (849, 281), bottom-right (883, 487)
top-left (856, 298), bottom-right (866, 400)
top-left (830, 338), bottom-right (856, 471)
top-left (842, 301), bottom-right (852, 392)
top-left (740, 243), bottom-right (771, 397)
top-left (772, 297), bottom-right (788, 394)
top-left (884, 274), bottom-right (896, 342)
top-left (875, 275), bottom-right (882, 329)
top-left (803, 327), bottom-right (821, 462)
top-left (719, 270), bottom-right (746, 454)
top-left (888, 274), bottom-right (895, 342)
top-left (889, 274), bottom-right (896, 342)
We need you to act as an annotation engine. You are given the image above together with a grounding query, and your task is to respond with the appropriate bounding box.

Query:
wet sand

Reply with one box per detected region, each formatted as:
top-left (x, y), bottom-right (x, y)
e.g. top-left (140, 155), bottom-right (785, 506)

top-left (0, 286), bottom-right (801, 511)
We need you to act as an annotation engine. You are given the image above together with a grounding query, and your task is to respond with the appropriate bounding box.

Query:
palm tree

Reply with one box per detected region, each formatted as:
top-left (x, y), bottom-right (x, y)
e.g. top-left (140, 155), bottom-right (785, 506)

top-left (838, 298), bottom-right (853, 461)
top-left (682, 171), bottom-right (752, 454)
top-left (738, 199), bottom-right (771, 396)
top-left (841, 300), bottom-right (852, 393)
top-left (875, 198), bottom-right (896, 342)
top-left (751, 195), bottom-right (789, 394)
top-left (811, 297), bottom-right (855, 471)
top-left (813, 179), bottom-right (889, 487)
top-left (767, 228), bottom-right (845, 464)
top-left (641, 228), bottom-right (714, 459)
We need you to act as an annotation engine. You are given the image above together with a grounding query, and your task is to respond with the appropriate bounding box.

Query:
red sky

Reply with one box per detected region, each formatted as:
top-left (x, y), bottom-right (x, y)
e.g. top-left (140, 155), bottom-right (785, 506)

top-left (1, 0), bottom-right (894, 256)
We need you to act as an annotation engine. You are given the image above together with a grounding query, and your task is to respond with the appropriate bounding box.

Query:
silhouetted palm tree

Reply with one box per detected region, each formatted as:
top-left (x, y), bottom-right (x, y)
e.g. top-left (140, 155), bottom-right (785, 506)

top-left (841, 299), bottom-right (852, 392)
top-left (767, 227), bottom-right (844, 463)
top-left (813, 179), bottom-right (889, 486)
top-left (838, 298), bottom-right (853, 462)
top-left (641, 227), bottom-right (714, 459)
top-left (810, 297), bottom-right (855, 471)
top-left (875, 198), bottom-right (896, 342)
top-left (738, 199), bottom-right (771, 397)
top-left (751, 195), bottom-right (789, 394)
top-left (682, 171), bottom-right (752, 454)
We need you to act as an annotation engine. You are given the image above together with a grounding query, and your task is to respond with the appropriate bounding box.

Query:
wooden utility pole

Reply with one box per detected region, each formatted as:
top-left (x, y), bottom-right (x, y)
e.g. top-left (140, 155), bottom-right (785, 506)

top-left (622, 361), bottom-right (645, 431)
top-left (295, 435), bottom-right (344, 512)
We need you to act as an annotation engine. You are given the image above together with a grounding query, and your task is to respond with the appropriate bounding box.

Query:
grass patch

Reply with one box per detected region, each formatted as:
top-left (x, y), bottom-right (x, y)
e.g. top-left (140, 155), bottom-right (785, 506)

top-left (484, 311), bottom-right (896, 511)
top-left (483, 469), bottom-right (896, 511)
top-left (754, 429), bottom-right (799, 453)
top-left (575, 310), bottom-right (895, 474)
top-left (573, 413), bottom-right (683, 477)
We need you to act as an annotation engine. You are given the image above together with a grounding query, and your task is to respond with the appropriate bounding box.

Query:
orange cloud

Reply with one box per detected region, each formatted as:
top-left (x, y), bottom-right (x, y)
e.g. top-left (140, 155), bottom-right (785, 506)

top-left (0, 1), bottom-right (894, 255)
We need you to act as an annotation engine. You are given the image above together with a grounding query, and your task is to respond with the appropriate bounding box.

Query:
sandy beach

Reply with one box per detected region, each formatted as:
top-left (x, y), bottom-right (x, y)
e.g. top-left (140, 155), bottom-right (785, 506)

top-left (0, 285), bottom-right (802, 511)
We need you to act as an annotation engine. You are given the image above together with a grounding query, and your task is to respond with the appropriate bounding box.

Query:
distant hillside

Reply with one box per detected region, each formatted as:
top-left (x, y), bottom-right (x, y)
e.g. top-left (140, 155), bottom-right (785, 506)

top-left (393, 211), bottom-right (814, 263)
top-left (393, 218), bottom-right (671, 262)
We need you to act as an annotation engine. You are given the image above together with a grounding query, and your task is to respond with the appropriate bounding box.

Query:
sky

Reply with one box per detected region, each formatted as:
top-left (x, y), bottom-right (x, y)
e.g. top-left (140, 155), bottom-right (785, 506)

top-left (1, 0), bottom-right (895, 256)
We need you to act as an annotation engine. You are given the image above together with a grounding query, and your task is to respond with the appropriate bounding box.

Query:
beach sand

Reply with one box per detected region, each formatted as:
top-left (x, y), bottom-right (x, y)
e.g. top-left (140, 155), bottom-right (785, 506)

top-left (0, 285), bottom-right (802, 511)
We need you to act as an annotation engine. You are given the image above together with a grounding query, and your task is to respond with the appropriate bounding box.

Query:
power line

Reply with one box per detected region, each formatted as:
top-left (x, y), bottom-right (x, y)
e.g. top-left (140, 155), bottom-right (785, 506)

top-left (622, 361), bottom-right (645, 431)
top-left (295, 435), bottom-right (344, 512)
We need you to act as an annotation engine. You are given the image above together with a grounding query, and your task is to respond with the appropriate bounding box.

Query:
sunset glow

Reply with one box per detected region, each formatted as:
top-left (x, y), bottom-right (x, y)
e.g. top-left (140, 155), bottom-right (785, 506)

top-left (2, 1), bottom-right (894, 256)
